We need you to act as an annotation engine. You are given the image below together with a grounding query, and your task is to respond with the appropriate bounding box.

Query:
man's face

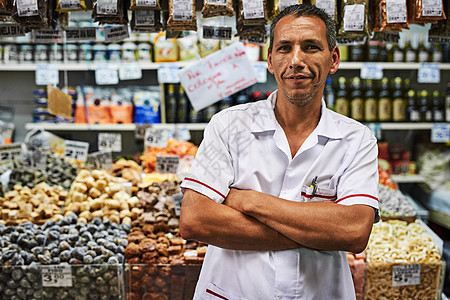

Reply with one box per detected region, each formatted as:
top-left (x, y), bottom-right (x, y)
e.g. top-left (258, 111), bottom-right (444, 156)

top-left (267, 15), bottom-right (340, 107)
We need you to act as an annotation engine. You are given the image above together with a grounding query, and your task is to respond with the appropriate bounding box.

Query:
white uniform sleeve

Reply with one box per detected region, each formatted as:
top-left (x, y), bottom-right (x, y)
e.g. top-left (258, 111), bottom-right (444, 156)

top-left (180, 112), bottom-right (234, 203)
top-left (335, 128), bottom-right (380, 222)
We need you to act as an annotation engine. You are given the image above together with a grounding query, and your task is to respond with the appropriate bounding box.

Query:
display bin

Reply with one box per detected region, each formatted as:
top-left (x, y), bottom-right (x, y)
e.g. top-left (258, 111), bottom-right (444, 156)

top-left (0, 264), bottom-right (126, 300)
top-left (126, 264), bottom-right (202, 300)
top-left (364, 260), bottom-right (446, 300)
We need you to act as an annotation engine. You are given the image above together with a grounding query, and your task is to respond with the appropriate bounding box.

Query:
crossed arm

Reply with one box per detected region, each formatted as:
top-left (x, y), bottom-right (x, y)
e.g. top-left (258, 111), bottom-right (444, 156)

top-left (180, 188), bottom-right (375, 253)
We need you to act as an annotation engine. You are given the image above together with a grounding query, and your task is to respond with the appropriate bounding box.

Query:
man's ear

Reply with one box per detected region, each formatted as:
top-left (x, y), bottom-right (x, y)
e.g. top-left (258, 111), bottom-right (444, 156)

top-left (329, 46), bottom-right (340, 74)
top-left (267, 49), bottom-right (274, 75)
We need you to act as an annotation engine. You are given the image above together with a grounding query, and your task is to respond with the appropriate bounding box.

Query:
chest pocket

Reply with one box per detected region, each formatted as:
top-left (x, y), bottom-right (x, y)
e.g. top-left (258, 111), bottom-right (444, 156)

top-left (205, 282), bottom-right (247, 300)
top-left (301, 185), bottom-right (337, 202)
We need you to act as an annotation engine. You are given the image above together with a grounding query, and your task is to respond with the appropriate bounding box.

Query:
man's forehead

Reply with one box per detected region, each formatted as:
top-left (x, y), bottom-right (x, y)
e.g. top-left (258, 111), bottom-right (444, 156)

top-left (273, 15), bottom-right (326, 40)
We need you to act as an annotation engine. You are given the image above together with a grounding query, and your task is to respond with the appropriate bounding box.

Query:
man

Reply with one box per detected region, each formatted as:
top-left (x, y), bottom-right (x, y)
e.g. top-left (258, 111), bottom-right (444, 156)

top-left (180, 4), bottom-right (379, 300)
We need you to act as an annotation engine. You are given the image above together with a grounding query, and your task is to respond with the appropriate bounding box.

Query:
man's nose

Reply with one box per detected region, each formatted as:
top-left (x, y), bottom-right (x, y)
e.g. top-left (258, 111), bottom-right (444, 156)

top-left (289, 47), bottom-right (306, 69)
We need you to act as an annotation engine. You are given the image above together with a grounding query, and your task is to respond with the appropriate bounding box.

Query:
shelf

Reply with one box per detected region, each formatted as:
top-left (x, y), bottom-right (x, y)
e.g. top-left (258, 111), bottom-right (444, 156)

top-left (374, 122), bottom-right (438, 130)
top-left (2, 61), bottom-right (450, 71)
top-left (24, 122), bottom-right (208, 131)
top-left (391, 174), bottom-right (425, 183)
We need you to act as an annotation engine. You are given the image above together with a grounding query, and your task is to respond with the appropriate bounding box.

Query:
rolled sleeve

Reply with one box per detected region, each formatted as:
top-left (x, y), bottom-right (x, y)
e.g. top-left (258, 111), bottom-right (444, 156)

top-left (180, 112), bottom-right (234, 203)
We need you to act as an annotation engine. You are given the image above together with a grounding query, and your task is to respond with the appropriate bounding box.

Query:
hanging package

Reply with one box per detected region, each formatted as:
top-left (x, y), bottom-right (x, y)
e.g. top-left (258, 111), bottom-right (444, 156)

top-left (167, 0), bottom-right (197, 31)
top-left (202, 0), bottom-right (234, 18)
top-left (338, 0), bottom-right (370, 38)
top-left (12, 0), bottom-right (48, 30)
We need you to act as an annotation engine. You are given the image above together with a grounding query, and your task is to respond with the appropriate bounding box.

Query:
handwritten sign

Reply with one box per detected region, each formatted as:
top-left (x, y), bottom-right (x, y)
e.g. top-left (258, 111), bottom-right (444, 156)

top-left (361, 63), bottom-right (383, 80)
top-left (156, 155), bottom-right (180, 173)
top-left (119, 63), bottom-right (142, 80)
top-left (64, 140), bottom-right (89, 162)
top-left (98, 133), bottom-right (122, 152)
top-left (431, 123), bottom-right (449, 143)
top-left (144, 127), bottom-right (170, 148)
top-left (418, 63), bottom-right (440, 83)
top-left (42, 265), bottom-right (72, 287)
top-left (179, 42), bottom-right (258, 111)
top-left (95, 64), bottom-right (119, 85)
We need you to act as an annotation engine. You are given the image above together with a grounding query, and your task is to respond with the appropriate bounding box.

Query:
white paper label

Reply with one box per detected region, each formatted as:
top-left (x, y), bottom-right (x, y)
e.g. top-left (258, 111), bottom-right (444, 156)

top-left (103, 25), bottom-right (129, 42)
top-left (119, 63), bottom-right (142, 80)
top-left (97, 0), bottom-right (117, 15)
top-left (243, 0), bottom-right (264, 19)
top-left (0, 25), bottom-right (24, 37)
top-left (23, 150), bottom-right (47, 170)
top-left (136, 0), bottom-right (156, 6)
top-left (98, 133), bottom-right (122, 152)
top-left (95, 64), bottom-right (119, 85)
top-left (0, 143), bottom-right (23, 166)
top-left (135, 10), bottom-right (155, 26)
top-left (431, 124), bottom-right (450, 143)
top-left (86, 150), bottom-right (113, 170)
top-left (36, 65), bottom-right (59, 86)
top-left (65, 27), bottom-right (97, 41)
top-left (156, 155), bottom-right (180, 173)
top-left (172, 193), bottom-right (183, 216)
top-left (42, 265), bottom-right (72, 287)
top-left (144, 128), bottom-right (170, 148)
top-left (64, 140), bottom-right (89, 162)
top-left (203, 26), bottom-right (232, 40)
top-left (360, 63), bottom-right (383, 80)
top-left (316, 0), bottom-right (335, 18)
top-left (279, 0), bottom-right (297, 11)
top-left (59, 0), bottom-right (81, 10)
top-left (392, 264), bottom-right (421, 287)
top-left (417, 63), bottom-right (440, 83)
top-left (206, 0), bottom-right (226, 5)
top-left (16, 0), bottom-right (38, 17)
top-left (422, 0), bottom-right (442, 16)
top-left (253, 63), bottom-right (267, 83)
top-left (33, 30), bottom-right (63, 44)
top-left (158, 64), bottom-right (181, 83)
top-left (176, 126), bottom-right (191, 141)
top-left (386, 0), bottom-right (406, 23)
top-left (172, 0), bottom-right (193, 21)
top-left (344, 4), bottom-right (365, 31)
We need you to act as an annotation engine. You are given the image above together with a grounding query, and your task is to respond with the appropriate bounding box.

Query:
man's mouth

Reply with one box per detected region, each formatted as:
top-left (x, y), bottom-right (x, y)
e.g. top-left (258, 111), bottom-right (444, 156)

top-left (285, 74), bottom-right (312, 79)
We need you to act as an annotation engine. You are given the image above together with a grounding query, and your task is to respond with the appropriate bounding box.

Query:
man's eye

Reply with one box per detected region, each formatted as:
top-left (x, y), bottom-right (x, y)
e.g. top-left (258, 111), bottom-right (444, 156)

top-left (306, 45), bottom-right (320, 50)
top-left (278, 45), bottom-right (291, 51)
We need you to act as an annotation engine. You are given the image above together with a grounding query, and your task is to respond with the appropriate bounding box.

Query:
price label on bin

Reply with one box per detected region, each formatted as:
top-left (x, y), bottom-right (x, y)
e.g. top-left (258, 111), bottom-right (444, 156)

top-left (392, 264), bottom-right (421, 286)
top-left (144, 127), bottom-right (169, 148)
top-left (64, 140), bottom-right (89, 162)
top-left (86, 150), bottom-right (113, 170)
top-left (0, 143), bottom-right (23, 166)
top-left (42, 265), bottom-right (72, 287)
top-left (98, 133), bottom-right (122, 152)
top-left (156, 155), bottom-right (179, 173)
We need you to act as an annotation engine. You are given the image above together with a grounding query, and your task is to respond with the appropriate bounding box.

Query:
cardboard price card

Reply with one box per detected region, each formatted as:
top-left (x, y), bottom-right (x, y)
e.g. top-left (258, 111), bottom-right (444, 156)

top-left (64, 140), bottom-right (89, 162)
top-left (86, 150), bottom-right (113, 170)
top-left (392, 264), bottom-right (421, 287)
top-left (98, 133), bottom-right (122, 152)
top-left (144, 127), bottom-right (170, 148)
top-left (178, 42), bottom-right (258, 111)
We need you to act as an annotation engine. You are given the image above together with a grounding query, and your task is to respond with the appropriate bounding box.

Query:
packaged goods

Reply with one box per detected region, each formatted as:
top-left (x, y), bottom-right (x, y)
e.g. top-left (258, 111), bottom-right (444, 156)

top-left (92, 0), bottom-right (128, 25)
top-left (178, 32), bottom-right (200, 61)
top-left (338, 0), bottom-right (370, 38)
top-left (152, 32), bottom-right (179, 62)
top-left (0, 0), bottom-right (12, 18)
top-left (365, 220), bottom-right (444, 300)
top-left (371, 0), bottom-right (409, 32)
top-left (310, 0), bottom-right (337, 23)
top-left (132, 86), bottom-right (161, 124)
top-left (202, 0), bottom-right (235, 18)
top-left (74, 87), bottom-right (112, 124)
top-left (408, 0), bottom-right (446, 25)
top-left (109, 91), bottom-right (133, 124)
top-left (167, 0), bottom-right (197, 31)
top-left (130, 9), bottom-right (163, 32)
top-left (11, 0), bottom-right (48, 30)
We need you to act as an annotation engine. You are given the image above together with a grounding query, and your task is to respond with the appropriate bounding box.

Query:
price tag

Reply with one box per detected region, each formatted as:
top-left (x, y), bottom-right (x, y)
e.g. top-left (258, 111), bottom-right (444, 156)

top-left (431, 123), bottom-right (450, 143)
top-left (418, 63), bottom-right (440, 83)
top-left (33, 29), bottom-right (63, 43)
top-left (42, 265), bottom-right (72, 287)
top-left (95, 64), bottom-right (119, 85)
top-left (0, 143), bottom-right (23, 166)
top-left (86, 150), bottom-right (113, 170)
top-left (144, 127), bottom-right (170, 148)
top-left (98, 133), bottom-right (122, 152)
top-left (103, 25), bottom-right (129, 43)
top-left (23, 150), bottom-right (47, 170)
top-left (360, 63), bottom-right (383, 80)
top-left (65, 27), bottom-right (97, 41)
top-left (343, 4), bottom-right (365, 31)
top-left (252, 63), bottom-right (267, 83)
top-left (392, 264), bottom-right (421, 287)
top-left (36, 65), bottom-right (59, 86)
top-left (64, 140), bottom-right (89, 162)
top-left (0, 24), bottom-right (24, 37)
top-left (156, 155), bottom-right (180, 173)
top-left (202, 26), bottom-right (232, 40)
top-left (172, 193), bottom-right (183, 216)
top-left (119, 63), bottom-right (142, 80)
top-left (157, 64), bottom-right (181, 83)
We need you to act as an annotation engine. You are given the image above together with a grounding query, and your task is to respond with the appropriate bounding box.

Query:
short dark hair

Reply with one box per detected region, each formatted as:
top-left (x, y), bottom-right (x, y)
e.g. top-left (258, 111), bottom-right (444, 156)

top-left (268, 4), bottom-right (336, 53)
